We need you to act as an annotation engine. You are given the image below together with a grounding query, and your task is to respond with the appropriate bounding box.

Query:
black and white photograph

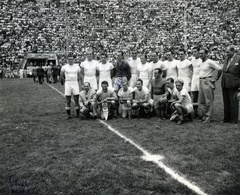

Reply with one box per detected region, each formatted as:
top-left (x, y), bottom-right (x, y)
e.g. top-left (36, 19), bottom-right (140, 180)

top-left (0, 0), bottom-right (240, 194)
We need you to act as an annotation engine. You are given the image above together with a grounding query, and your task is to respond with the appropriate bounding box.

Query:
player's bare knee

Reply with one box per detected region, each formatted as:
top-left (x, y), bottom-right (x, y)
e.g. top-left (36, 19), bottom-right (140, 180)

top-left (174, 103), bottom-right (181, 108)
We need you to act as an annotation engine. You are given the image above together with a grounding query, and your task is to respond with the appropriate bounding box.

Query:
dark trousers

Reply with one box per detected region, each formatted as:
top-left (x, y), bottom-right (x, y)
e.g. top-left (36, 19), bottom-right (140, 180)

top-left (53, 74), bottom-right (58, 83)
top-left (38, 76), bottom-right (44, 84)
top-left (33, 75), bottom-right (36, 83)
top-left (222, 88), bottom-right (239, 123)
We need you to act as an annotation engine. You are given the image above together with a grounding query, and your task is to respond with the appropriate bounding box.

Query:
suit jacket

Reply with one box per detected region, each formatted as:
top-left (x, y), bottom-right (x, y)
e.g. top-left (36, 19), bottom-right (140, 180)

top-left (113, 60), bottom-right (132, 81)
top-left (37, 67), bottom-right (44, 77)
top-left (221, 54), bottom-right (240, 89)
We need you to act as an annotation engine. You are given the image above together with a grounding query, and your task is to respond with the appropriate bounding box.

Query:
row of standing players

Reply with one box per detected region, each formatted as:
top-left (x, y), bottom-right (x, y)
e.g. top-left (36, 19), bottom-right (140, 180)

top-left (60, 46), bottom-right (239, 124)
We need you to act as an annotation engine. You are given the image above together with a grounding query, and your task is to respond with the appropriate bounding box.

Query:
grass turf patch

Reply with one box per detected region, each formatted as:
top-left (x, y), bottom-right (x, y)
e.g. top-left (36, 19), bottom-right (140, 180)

top-left (0, 79), bottom-right (239, 195)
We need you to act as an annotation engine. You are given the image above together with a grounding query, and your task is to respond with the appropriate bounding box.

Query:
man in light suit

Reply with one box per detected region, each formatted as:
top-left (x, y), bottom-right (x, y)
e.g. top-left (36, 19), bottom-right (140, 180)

top-left (198, 48), bottom-right (222, 123)
top-left (221, 46), bottom-right (240, 123)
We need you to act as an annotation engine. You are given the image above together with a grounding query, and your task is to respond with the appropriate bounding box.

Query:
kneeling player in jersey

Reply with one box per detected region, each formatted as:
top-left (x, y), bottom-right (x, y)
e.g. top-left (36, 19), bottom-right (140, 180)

top-left (131, 79), bottom-right (152, 118)
top-left (118, 78), bottom-right (133, 119)
top-left (96, 81), bottom-right (118, 120)
top-left (170, 79), bottom-right (193, 125)
top-left (79, 82), bottom-right (97, 119)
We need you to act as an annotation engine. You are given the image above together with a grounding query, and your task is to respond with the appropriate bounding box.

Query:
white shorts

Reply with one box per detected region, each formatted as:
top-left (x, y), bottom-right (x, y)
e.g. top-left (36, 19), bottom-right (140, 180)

top-left (178, 76), bottom-right (191, 92)
top-left (120, 100), bottom-right (132, 111)
top-left (191, 75), bottom-right (199, 91)
top-left (153, 95), bottom-right (167, 109)
top-left (65, 81), bottom-right (80, 96)
top-left (84, 76), bottom-right (98, 91)
top-left (139, 77), bottom-right (149, 88)
top-left (129, 74), bottom-right (138, 88)
top-left (185, 105), bottom-right (194, 114)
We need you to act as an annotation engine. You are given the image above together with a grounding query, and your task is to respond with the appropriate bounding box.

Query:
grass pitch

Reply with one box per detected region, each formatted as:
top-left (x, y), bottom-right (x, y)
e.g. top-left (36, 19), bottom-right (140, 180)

top-left (0, 79), bottom-right (239, 195)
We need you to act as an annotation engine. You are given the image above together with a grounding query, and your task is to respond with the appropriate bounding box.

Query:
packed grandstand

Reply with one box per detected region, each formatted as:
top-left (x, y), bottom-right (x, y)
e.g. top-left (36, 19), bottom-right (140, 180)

top-left (0, 0), bottom-right (239, 75)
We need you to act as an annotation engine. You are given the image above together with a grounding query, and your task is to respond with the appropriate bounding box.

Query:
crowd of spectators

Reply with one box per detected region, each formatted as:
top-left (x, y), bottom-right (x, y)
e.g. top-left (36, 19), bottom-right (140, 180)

top-left (0, 0), bottom-right (239, 76)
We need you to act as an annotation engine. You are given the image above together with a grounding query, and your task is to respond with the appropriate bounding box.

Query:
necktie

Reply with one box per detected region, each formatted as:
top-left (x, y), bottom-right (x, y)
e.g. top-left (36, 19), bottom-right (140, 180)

top-left (226, 54), bottom-right (235, 71)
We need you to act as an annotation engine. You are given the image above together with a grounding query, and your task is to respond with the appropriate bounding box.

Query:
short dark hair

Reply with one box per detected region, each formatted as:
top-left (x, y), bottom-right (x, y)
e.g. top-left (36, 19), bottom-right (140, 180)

top-left (192, 46), bottom-right (200, 52)
top-left (136, 78), bottom-right (143, 85)
top-left (154, 68), bottom-right (162, 74)
top-left (200, 48), bottom-right (209, 54)
top-left (117, 51), bottom-right (124, 56)
top-left (140, 53), bottom-right (147, 60)
top-left (101, 53), bottom-right (108, 58)
top-left (84, 82), bottom-right (91, 86)
top-left (178, 48), bottom-right (186, 54)
top-left (73, 53), bottom-right (77, 58)
top-left (68, 53), bottom-right (74, 58)
top-left (229, 46), bottom-right (235, 52)
top-left (166, 77), bottom-right (174, 83)
top-left (166, 49), bottom-right (174, 54)
top-left (101, 80), bottom-right (109, 86)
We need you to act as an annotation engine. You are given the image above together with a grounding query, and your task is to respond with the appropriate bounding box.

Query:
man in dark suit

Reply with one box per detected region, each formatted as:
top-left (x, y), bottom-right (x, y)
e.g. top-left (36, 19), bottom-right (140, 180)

top-left (52, 64), bottom-right (59, 83)
top-left (37, 65), bottom-right (45, 84)
top-left (221, 46), bottom-right (240, 123)
top-left (113, 51), bottom-right (132, 94)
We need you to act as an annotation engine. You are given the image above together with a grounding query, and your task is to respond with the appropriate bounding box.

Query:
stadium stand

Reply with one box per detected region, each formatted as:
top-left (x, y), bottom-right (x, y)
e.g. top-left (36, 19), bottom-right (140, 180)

top-left (0, 0), bottom-right (239, 76)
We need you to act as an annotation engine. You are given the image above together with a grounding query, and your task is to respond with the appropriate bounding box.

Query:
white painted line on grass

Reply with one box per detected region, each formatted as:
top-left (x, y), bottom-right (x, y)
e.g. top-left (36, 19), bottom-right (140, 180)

top-left (99, 120), bottom-right (153, 156)
top-left (46, 83), bottom-right (65, 97)
top-left (155, 161), bottom-right (208, 195)
top-left (46, 83), bottom-right (208, 195)
top-left (100, 120), bottom-right (208, 195)
top-left (99, 120), bottom-right (164, 161)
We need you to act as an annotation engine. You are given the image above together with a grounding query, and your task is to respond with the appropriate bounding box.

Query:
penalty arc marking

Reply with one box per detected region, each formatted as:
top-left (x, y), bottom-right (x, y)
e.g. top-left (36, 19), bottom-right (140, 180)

top-left (46, 83), bottom-right (208, 195)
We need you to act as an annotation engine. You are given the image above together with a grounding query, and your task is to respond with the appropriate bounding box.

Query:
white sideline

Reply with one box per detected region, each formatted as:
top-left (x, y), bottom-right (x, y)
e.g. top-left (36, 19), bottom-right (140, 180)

top-left (46, 83), bottom-right (65, 97)
top-left (46, 83), bottom-right (208, 195)
top-left (100, 120), bottom-right (207, 195)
